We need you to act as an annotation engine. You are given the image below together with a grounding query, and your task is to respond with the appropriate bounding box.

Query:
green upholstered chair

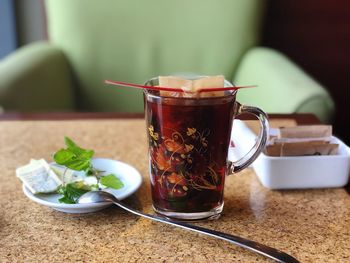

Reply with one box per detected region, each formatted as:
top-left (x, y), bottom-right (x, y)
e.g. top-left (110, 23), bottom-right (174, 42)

top-left (0, 0), bottom-right (334, 122)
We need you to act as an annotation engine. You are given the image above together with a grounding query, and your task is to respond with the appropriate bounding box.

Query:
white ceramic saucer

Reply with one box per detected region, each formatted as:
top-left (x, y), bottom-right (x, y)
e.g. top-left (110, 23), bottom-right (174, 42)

top-left (22, 158), bottom-right (142, 213)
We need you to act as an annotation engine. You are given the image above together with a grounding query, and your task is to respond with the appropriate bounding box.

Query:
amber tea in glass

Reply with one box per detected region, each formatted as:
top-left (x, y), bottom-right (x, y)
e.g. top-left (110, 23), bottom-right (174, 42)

top-left (144, 77), bottom-right (268, 220)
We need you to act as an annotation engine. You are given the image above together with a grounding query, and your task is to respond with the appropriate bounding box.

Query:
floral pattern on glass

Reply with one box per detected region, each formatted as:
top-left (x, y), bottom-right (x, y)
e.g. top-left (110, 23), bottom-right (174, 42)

top-left (148, 125), bottom-right (224, 200)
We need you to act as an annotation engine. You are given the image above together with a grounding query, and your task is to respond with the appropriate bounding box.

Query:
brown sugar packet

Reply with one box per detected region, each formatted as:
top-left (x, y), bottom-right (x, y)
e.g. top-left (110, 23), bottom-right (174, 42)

top-left (158, 75), bottom-right (225, 98)
top-left (158, 76), bottom-right (192, 97)
top-left (245, 119), bottom-right (297, 136)
top-left (279, 125), bottom-right (332, 138)
top-left (265, 141), bottom-right (339, 157)
top-left (192, 75), bottom-right (225, 97)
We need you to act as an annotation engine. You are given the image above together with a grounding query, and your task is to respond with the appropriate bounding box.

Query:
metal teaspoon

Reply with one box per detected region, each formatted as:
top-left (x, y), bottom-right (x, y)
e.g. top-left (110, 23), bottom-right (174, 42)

top-left (78, 191), bottom-right (299, 263)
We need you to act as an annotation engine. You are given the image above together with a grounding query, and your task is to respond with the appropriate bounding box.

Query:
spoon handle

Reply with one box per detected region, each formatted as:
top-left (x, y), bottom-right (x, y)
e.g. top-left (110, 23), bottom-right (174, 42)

top-left (113, 201), bottom-right (299, 263)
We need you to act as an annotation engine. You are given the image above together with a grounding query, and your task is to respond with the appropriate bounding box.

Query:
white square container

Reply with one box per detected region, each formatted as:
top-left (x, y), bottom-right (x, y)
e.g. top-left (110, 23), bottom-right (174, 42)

top-left (230, 120), bottom-right (350, 189)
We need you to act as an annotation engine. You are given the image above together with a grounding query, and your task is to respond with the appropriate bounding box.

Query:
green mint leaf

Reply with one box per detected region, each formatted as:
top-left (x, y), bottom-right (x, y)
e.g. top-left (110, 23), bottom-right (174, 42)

top-left (58, 195), bottom-right (75, 204)
top-left (53, 149), bottom-right (75, 164)
top-left (62, 159), bottom-right (92, 171)
top-left (64, 136), bottom-right (78, 149)
top-left (65, 137), bottom-right (94, 159)
top-left (57, 182), bottom-right (90, 204)
top-left (53, 136), bottom-right (94, 171)
top-left (86, 169), bottom-right (94, 176)
top-left (100, 174), bottom-right (124, 189)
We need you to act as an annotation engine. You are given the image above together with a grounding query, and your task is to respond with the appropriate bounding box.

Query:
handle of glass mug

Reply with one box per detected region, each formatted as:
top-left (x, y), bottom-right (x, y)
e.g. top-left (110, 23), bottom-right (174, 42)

top-left (228, 102), bottom-right (269, 174)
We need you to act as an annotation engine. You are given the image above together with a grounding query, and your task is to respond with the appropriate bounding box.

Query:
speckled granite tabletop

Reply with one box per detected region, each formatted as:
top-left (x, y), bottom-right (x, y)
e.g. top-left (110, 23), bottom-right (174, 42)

top-left (0, 119), bottom-right (349, 263)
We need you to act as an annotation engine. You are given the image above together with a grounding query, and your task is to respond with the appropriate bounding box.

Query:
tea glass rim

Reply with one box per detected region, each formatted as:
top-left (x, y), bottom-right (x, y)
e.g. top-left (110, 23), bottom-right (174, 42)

top-left (143, 76), bottom-right (237, 100)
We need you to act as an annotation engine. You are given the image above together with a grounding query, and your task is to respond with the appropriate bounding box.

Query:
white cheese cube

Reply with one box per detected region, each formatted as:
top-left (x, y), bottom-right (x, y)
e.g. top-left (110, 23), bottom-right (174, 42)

top-left (16, 159), bottom-right (62, 194)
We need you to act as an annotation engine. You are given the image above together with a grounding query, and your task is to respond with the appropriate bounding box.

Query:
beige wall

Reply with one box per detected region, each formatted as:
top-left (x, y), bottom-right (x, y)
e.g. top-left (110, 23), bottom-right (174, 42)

top-left (15, 0), bottom-right (46, 46)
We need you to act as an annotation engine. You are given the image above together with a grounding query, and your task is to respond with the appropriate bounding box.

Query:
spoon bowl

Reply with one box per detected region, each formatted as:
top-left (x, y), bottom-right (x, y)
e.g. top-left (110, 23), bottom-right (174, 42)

top-left (78, 190), bottom-right (116, 204)
top-left (78, 191), bottom-right (299, 263)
